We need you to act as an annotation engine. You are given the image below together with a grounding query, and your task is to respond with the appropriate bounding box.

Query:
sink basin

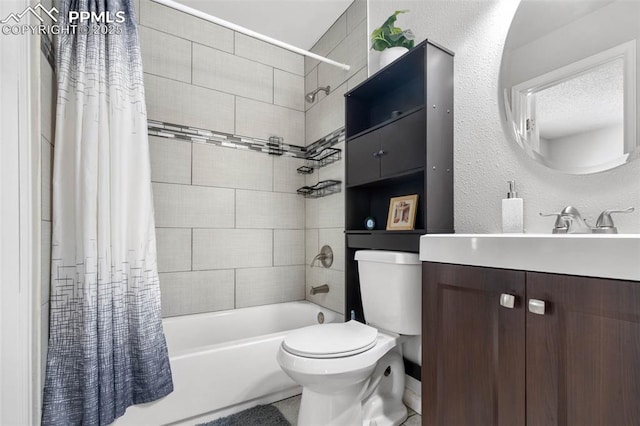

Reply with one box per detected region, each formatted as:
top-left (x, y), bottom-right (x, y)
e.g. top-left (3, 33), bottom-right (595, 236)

top-left (419, 234), bottom-right (640, 281)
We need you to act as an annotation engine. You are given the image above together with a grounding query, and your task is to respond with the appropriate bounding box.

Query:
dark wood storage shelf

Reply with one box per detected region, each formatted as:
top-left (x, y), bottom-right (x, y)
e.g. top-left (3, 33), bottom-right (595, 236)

top-left (345, 167), bottom-right (424, 189)
top-left (344, 39), bottom-right (454, 329)
top-left (346, 105), bottom-right (426, 141)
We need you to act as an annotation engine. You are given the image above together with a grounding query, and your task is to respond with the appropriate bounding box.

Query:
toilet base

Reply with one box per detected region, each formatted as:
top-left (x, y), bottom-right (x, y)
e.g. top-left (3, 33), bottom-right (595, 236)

top-left (296, 349), bottom-right (407, 426)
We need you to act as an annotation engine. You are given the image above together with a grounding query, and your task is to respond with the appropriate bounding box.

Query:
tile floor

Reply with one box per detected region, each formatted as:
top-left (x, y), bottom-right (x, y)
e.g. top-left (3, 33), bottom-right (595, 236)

top-left (273, 394), bottom-right (422, 425)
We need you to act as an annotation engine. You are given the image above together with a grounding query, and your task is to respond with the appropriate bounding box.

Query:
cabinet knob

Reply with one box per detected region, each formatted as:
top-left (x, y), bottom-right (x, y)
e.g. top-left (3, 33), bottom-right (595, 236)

top-left (378, 149), bottom-right (387, 156)
top-left (528, 299), bottom-right (546, 315)
top-left (372, 151), bottom-right (379, 157)
top-left (500, 293), bottom-right (516, 309)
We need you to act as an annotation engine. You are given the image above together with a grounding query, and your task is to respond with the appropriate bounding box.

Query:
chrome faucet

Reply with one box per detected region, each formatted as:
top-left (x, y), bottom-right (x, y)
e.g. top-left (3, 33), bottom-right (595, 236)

top-left (542, 206), bottom-right (635, 234)
top-left (310, 284), bottom-right (329, 295)
top-left (559, 206), bottom-right (592, 234)
top-left (540, 206), bottom-right (591, 234)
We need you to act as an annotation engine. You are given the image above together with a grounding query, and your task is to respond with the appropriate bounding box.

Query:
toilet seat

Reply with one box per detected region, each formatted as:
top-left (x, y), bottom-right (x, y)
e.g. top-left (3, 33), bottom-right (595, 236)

top-left (283, 321), bottom-right (378, 359)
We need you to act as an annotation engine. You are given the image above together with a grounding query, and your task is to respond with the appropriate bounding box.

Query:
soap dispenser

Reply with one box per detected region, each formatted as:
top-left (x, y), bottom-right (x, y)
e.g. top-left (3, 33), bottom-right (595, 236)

top-left (502, 180), bottom-right (523, 233)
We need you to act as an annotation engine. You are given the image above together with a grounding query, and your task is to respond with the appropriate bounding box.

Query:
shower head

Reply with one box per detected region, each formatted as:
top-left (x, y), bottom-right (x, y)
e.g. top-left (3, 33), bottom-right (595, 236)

top-left (305, 86), bottom-right (331, 103)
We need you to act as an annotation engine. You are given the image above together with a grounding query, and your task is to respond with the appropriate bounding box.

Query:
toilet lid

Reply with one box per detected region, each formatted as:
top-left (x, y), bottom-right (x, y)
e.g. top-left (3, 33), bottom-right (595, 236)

top-left (283, 321), bottom-right (378, 359)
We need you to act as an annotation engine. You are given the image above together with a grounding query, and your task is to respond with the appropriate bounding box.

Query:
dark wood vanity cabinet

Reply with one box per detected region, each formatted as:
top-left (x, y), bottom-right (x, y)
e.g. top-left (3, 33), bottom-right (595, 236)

top-left (422, 262), bottom-right (526, 426)
top-left (423, 262), bottom-right (640, 426)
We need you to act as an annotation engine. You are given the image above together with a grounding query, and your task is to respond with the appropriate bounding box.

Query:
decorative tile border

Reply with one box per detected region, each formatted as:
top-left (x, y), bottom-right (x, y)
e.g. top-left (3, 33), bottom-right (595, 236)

top-left (147, 119), bottom-right (345, 161)
top-left (305, 127), bottom-right (345, 157)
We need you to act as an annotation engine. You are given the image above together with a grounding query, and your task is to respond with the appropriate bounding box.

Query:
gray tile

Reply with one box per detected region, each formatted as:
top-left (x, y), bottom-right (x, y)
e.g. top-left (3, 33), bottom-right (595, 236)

top-left (235, 33), bottom-right (304, 76)
top-left (305, 191), bottom-right (345, 229)
top-left (274, 230), bottom-right (305, 266)
top-left (144, 73), bottom-right (235, 134)
top-left (40, 54), bottom-right (55, 145)
top-left (274, 70), bottom-right (304, 111)
top-left (192, 143), bottom-right (272, 191)
top-left (236, 190), bottom-right (304, 229)
top-left (273, 156), bottom-right (305, 194)
top-left (347, 66), bottom-right (368, 91)
top-left (139, 25), bottom-right (191, 83)
top-left (304, 66), bottom-right (319, 112)
top-left (149, 136), bottom-right (191, 184)
top-left (346, 0), bottom-right (367, 34)
top-left (41, 138), bottom-right (52, 221)
top-left (193, 44), bottom-right (273, 103)
top-left (317, 20), bottom-right (368, 95)
top-left (41, 221), bottom-right (51, 306)
top-left (305, 83), bottom-right (346, 145)
top-left (139, 0), bottom-right (233, 53)
top-left (192, 229), bottom-right (272, 270)
top-left (305, 229), bottom-right (319, 266)
top-left (273, 395), bottom-right (301, 426)
top-left (159, 270), bottom-right (235, 317)
top-left (152, 182), bottom-right (235, 228)
top-left (305, 13), bottom-right (348, 75)
top-left (236, 266), bottom-right (305, 308)
top-left (155, 228), bottom-right (191, 272)
top-left (235, 97), bottom-right (305, 146)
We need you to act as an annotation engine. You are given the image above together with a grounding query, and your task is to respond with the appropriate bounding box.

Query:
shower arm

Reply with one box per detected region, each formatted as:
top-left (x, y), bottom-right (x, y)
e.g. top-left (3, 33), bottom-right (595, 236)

top-left (150, 0), bottom-right (351, 71)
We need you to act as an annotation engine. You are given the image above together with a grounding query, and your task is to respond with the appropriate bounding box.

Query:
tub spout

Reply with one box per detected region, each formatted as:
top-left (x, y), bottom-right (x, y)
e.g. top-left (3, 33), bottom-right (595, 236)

top-left (310, 284), bottom-right (329, 295)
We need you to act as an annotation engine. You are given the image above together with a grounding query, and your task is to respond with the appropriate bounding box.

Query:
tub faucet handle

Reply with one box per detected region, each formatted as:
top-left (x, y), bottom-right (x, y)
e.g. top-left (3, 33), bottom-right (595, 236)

top-left (310, 245), bottom-right (333, 268)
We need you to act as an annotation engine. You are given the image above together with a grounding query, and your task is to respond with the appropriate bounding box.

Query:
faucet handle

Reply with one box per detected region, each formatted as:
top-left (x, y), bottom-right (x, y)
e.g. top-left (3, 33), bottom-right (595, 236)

top-left (595, 207), bottom-right (634, 229)
top-left (539, 212), bottom-right (568, 233)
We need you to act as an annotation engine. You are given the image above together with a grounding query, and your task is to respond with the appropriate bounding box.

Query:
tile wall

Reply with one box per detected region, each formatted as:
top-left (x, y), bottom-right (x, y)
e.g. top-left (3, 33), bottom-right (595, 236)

top-left (138, 0), bottom-right (309, 317)
top-left (304, 0), bottom-right (368, 315)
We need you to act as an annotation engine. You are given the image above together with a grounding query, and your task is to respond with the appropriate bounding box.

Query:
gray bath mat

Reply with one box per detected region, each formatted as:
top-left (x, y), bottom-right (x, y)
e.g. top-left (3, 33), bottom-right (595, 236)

top-left (198, 404), bottom-right (291, 426)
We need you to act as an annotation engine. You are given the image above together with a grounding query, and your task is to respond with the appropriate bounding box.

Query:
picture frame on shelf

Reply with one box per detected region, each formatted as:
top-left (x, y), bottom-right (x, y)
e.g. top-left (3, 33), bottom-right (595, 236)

top-left (386, 194), bottom-right (418, 230)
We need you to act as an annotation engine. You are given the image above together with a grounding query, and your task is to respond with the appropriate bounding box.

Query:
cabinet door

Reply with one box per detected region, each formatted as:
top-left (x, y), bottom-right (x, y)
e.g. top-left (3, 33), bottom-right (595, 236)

top-left (346, 130), bottom-right (380, 186)
top-left (423, 263), bottom-right (526, 426)
top-left (526, 272), bottom-right (640, 426)
top-left (378, 110), bottom-right (426, 178)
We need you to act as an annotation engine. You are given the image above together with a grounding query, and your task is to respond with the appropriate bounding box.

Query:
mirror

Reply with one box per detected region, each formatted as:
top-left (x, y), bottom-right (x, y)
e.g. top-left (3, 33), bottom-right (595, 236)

top-left (500, 0), bottom-right (640, 174)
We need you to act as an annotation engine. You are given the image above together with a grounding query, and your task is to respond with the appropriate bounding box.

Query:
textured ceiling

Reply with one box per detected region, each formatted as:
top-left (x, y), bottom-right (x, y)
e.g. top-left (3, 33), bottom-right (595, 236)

top-left (536, 58), bottom-right (624, 140)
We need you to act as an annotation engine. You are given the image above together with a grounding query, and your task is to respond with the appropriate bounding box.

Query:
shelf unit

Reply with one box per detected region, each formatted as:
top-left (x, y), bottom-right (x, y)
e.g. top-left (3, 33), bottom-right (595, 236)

top-left (344, 39), bottom-right (454, 325)
top-left (296, 179), bottom-right (342, 198)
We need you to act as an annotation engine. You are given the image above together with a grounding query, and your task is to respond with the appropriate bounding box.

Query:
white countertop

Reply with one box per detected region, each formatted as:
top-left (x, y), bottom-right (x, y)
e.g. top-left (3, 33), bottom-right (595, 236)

top-left (419, 234), bottom-right (640, 281)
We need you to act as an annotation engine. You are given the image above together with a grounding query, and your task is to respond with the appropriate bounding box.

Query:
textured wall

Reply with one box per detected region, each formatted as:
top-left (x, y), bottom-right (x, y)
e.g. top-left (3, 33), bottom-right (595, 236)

top-left (304, 0), bottom-right (368, 315)
top-left (369, 0), bottom-right (640, 234)
top-left (139, 0), bottom-right (308, 317)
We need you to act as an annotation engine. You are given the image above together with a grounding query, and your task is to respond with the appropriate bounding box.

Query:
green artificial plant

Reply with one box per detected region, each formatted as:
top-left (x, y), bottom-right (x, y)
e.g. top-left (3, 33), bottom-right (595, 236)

top-left (370, 10), bottom-right (415, 52)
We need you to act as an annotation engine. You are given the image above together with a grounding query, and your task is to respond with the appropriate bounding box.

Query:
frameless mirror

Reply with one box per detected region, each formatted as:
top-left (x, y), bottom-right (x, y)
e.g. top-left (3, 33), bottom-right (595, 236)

top-left (500, 0), bottom-right (640, 174)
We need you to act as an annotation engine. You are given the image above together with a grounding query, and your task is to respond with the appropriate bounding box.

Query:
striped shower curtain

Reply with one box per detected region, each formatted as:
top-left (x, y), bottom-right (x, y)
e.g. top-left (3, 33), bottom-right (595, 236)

top-left (42, 1), bottom-right (173, 424)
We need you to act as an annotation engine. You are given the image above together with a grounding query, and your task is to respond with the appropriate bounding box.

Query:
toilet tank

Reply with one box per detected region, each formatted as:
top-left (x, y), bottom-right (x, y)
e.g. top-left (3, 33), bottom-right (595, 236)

top-left (355, 250), bottom-right (421, 335)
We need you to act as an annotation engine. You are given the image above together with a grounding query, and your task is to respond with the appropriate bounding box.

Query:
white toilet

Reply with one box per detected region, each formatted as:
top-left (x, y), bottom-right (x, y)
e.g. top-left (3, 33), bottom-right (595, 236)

top-left (277, 250), bottom-right (421, 426)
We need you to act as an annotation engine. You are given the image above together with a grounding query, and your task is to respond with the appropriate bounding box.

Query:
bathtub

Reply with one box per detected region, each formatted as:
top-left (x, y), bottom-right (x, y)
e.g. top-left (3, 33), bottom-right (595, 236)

top-left (115, 301), bottom-right (340, 425)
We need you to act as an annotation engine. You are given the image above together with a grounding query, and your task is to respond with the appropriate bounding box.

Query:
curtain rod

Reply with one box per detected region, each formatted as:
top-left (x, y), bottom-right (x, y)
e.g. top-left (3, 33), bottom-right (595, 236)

top-left (149, 0), bottom-right (351, 71)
